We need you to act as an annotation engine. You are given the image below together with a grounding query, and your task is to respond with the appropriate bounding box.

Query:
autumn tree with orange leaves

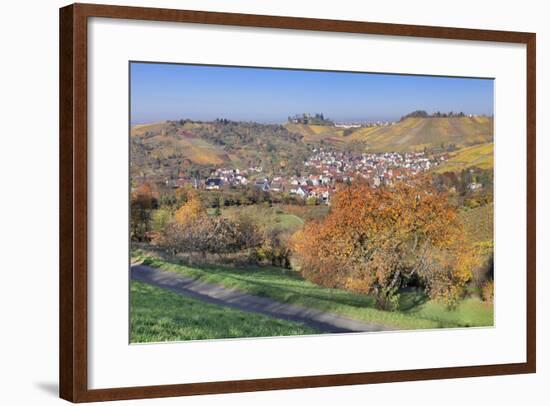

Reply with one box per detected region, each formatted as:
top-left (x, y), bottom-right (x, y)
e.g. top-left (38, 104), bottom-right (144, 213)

top-left (291, 178), bottom-right (478, 310)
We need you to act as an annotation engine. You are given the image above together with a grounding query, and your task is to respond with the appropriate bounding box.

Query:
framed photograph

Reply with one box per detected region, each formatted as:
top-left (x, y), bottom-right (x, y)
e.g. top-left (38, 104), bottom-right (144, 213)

top-left (59, 3), bottom-right (536, 402)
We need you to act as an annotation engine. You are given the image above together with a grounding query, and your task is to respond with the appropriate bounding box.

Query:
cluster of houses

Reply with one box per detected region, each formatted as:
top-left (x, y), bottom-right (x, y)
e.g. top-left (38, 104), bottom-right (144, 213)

top-left (333, 120), bottom-right (397, 128)
top-left (362, 120), bottom-right (396, 128)
top-left (206, 168), bottom-right (249, 189)
top-left (303, 148), bottom-right (444, 181)
top-left (307, 148), bottom-right (444, 170)
top-left (283, 149), bottom-right (446, 203)
top-left (164, 148), bottom-right (447, 205)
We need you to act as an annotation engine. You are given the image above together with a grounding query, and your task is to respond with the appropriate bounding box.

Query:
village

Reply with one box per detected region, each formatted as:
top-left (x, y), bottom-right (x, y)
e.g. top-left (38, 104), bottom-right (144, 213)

top-left (167, 149), bottom-right (448, 205)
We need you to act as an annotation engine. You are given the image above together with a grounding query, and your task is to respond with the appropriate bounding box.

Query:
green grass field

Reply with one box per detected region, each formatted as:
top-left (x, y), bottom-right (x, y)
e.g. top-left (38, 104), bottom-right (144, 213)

top-left (130, 281), bottom-right (319, 343)
top-left (212, 205), bottom-right (305, 233)
top-left (133, 253), bottom-right (493, 331)
top-left (276, 213), bottom-right (304, 228)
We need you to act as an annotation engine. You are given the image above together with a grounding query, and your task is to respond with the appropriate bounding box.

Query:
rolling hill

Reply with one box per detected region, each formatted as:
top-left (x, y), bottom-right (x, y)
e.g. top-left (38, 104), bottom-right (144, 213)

top-left (131, 122), bottom-right (234, 167)
top-left (130, 116), bottom-right (493, 181)
top-left (130, 120), bottom-right (311, 180)
top-left (284, 116), bottom-right (493, 152)
top-left (356, 116), bottom-right (492, 152)
top-left (131, 121), bottom-right (172, 137)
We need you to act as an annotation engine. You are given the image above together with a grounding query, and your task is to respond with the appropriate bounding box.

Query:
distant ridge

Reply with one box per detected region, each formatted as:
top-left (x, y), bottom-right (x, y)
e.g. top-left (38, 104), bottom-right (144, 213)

top-left (285, 116), bottom-right (493, 152)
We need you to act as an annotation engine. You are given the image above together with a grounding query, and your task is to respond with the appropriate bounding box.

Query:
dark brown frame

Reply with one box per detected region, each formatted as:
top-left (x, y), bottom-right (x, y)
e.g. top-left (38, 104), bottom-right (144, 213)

top-left (60, 3), bottom-right (536, 403)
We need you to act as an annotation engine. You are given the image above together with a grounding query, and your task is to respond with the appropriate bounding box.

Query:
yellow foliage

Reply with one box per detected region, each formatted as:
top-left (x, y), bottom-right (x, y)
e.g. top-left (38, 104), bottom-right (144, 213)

top-left (174, 192), bottom-right (205, 225)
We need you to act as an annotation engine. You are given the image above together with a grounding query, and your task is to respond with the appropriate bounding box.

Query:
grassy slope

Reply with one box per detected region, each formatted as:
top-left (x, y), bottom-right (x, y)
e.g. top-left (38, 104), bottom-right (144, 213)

top-left (277, 213), bottom-right (304, 229)
top-left (131, 121), bottom-right (241, 167)
top-left (130, 121), bottom-right (171, 137)
top-left (217, 205), bottom-right (305, 234)
top-left (131, 281), bottom-right (318, 343)
top-left (356, 117), bottom-right (493, 152)
top-left (433, 142), bottom-right (494, 173)
top-left (141, 134), bottom-right (233, 166)
top-left (284, 122), bottom-right (316, 138)
top-left (284, 123), bottom-right (346, 143)
top-left (285, 117), bottom-right (493, 152)
top-left (135, 254), bottom-right (493, 330)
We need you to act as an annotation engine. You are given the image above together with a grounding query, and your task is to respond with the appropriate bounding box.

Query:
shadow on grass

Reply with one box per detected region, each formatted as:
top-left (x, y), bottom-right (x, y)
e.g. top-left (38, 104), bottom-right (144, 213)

top-left (133, 247), bottom-right (488, 329)
top-left (139, 252), bottom-right (378, 309)
top-left (398, 289), bottom-right (430, 312)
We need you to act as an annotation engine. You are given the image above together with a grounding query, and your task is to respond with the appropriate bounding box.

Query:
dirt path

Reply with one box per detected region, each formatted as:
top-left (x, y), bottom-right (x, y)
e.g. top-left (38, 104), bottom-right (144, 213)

top-left (131, 264), bottom-right (394, 334)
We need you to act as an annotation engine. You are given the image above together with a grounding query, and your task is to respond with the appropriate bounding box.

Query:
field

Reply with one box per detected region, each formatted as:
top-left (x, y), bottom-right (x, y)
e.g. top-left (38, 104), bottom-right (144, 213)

top-left (352, 117), bottom-right (492, 152)
top-left (131, 280), bottom-right (319, 343)
top-left (433, 142), bottom-right (494, 173)
top-left (284, 122), bottom-right (347, 142)
top-left (135, 132), bottom-right (234, 166)
top-left (133, 253), bottom-right (494, 331)
top-left (215, 205), bottom-right (305, 233)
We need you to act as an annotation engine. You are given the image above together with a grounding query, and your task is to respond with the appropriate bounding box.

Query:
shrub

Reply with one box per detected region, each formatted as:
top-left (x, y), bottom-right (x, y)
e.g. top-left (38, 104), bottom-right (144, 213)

top-left (159, 199), bottom-right (265, 260)
top-left (151, 208), bottom-right (172, 232)
top-left (306, 196), bottom-right (317, 206)
top-left (257, 228), bottom-right (292, 268)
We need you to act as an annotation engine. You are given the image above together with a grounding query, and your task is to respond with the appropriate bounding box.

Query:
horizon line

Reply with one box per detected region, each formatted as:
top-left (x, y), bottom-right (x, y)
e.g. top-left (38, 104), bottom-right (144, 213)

top-left (130, 111), bottom-right (494, 126)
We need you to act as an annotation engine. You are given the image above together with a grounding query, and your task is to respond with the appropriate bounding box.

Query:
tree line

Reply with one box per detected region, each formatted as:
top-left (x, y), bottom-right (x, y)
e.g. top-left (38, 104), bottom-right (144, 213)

top-left (400, 110), bottom-right (468, 121)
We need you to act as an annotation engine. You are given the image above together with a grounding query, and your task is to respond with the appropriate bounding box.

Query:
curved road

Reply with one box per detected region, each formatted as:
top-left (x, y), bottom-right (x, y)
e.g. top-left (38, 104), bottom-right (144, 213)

top-left (131, 264), bottom-right (394, 334)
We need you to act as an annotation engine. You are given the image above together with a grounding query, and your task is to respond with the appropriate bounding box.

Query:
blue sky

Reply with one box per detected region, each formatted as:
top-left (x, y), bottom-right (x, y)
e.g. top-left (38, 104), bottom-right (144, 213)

top-left (130, 62), bottom-right (494, 124)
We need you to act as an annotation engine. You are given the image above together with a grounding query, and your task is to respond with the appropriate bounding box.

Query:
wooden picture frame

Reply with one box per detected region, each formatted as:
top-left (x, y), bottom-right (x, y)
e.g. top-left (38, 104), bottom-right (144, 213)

top-left (59, 3), bottom-right (536, 402)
